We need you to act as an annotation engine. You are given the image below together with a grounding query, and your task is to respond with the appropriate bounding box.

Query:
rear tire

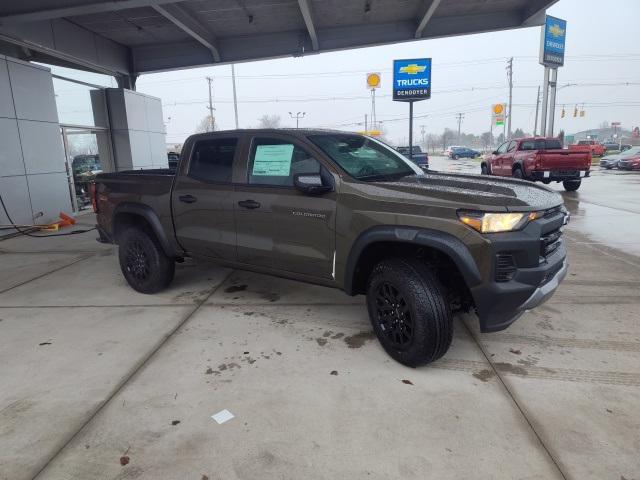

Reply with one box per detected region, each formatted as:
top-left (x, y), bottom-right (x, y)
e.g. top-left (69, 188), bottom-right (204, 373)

top-left (366, 258), bottom-right (453, 366)
top-left (118, 226), bottom-right (175, 293)
top-left (563, 179), bottom-right (581, 191)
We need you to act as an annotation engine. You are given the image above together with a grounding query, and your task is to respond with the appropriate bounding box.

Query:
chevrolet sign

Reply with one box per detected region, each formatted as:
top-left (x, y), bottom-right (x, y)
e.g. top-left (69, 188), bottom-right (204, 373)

top-left (540, 15), bottom-right (567, 67)
top-left (393, 58), bottom-right (431, 102)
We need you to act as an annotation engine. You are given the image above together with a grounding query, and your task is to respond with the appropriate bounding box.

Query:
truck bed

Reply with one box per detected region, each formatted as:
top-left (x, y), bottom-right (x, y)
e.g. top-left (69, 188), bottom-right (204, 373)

top-left (94, 170), bottom-right (176, 243)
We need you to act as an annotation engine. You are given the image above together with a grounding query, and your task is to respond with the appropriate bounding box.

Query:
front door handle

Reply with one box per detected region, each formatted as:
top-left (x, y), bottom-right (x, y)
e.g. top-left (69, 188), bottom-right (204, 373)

top-left (179, 194), bottom-right (197, 204)
top-left (238, 199), bottom-right (261, 209)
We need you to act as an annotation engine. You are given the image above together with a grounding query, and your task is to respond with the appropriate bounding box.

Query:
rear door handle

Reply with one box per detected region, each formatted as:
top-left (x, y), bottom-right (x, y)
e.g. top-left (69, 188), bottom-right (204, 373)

top-left (238, 199), bottom-right (261, 209)
top-left (179, 194), bottom-right (197, 204)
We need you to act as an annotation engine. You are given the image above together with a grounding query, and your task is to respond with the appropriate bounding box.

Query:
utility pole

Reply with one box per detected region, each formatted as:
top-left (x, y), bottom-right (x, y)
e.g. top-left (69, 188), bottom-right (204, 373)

top-left (506, 57), bottom-right (513, 140)
top-left (206, 76), bottom-right (215, 131)
top-left (364, 114), bottom-right (368, 133)
top-left (456, 113), bottom-right (464, 144)
top-left (533, 85), bottom-right (540, 136)
top-left (420, 124), bottom-right (426, 148)
top-left (288, 111), bottom-right (306, 129)
top-left (540, 67), bottom-right (550, 137)
top-left (230, 65), bottom-right (239, 129)
top-left (547, 68), bottom-right (558, 137)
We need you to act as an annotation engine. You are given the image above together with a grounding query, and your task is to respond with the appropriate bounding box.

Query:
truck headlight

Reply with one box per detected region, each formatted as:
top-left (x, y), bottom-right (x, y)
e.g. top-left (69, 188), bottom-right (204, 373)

top-left (457, 211), bottom-right (530, 233)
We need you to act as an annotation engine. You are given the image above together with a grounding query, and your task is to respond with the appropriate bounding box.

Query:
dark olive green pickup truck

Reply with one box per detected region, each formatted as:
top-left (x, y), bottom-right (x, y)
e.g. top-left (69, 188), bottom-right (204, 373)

top-left (94, 129), bottom-right (569, 366)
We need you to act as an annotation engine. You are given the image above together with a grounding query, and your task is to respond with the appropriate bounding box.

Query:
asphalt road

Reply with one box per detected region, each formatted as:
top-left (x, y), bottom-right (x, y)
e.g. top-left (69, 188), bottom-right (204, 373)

top-left (429, 155), bottom-right (640, 256)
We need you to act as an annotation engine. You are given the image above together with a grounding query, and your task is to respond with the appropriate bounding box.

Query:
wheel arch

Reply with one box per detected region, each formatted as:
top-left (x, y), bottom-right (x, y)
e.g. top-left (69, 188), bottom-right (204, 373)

top-left (112, 203), bottom-right (175, 257)
top-left (344, 226), bottom-right (482, 296)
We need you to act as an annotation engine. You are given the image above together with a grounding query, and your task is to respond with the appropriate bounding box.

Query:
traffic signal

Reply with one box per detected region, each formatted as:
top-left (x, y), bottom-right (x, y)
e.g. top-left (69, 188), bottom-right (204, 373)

top-left (573, 106), bottom-right (578, 117)
top-left (561, 108), bottom-right (565, 118)
top-left (579, 109), bottom-right (585, 117)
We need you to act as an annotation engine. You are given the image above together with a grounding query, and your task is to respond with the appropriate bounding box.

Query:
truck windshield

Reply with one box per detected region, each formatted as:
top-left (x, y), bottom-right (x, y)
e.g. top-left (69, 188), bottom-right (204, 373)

top-left (308, 134), bottom-right (421, 181)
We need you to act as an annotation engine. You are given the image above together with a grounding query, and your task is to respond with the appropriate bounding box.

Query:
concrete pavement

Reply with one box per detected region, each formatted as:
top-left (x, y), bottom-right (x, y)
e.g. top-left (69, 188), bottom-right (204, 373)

top-left (1, 168), bottom-right (639, 479)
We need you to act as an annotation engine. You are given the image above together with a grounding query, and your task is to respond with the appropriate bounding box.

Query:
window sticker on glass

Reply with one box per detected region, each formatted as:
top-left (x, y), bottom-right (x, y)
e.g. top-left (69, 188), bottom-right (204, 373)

top-left (252, 144), bottom-right (294, 176)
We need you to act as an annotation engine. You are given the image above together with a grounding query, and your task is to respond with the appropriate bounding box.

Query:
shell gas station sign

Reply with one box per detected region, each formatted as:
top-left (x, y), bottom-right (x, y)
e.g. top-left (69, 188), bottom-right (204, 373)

top-left (492, 103), bottom-right (506, 127)
top-left (366, 72), bottom-right (381, 90)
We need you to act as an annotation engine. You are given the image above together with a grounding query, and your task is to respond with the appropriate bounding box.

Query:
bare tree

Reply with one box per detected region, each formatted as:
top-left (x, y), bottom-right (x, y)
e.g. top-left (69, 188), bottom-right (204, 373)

top-left (195, 115), bottom-right (216, 133)
top-left (441, 128), bottom-right (456, 149)
top-left (257, 114), bottom-right (282, 128)
top-left (481, 132), bottom-right (493, 149)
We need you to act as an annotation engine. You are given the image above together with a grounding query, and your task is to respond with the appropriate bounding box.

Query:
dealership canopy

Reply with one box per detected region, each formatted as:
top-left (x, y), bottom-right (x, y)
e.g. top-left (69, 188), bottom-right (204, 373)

top-left (0, 0), bottom-right (557, 86)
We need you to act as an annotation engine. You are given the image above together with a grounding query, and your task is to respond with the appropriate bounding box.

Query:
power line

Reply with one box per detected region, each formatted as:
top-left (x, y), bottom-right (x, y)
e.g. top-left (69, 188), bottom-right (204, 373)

top-left (138, 54), bottom-right (640, 85)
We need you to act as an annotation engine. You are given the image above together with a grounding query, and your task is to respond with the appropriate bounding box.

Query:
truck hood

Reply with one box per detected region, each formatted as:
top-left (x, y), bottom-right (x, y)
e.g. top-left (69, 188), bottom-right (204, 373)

top-left (366, 172), bottom-right (563, 211)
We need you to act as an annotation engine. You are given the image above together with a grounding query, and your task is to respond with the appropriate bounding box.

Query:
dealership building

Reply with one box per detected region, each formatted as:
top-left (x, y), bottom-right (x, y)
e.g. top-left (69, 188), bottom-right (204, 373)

top-left (0, 0), bottom-right (556, 231)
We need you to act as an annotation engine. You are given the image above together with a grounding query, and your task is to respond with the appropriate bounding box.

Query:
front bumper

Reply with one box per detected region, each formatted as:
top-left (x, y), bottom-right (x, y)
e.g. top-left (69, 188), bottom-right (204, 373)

top-left (470, 209), bottom-right (568, 332)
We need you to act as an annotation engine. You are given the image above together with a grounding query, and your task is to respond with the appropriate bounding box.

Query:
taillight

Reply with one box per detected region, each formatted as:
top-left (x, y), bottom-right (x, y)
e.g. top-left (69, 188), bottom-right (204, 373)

top-left (89, 182), bottom-right (98, 213)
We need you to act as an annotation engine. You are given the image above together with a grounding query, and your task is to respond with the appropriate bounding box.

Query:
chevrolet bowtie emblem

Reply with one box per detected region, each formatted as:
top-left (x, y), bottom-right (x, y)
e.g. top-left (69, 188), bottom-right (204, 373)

top-left (399, 64), bottom-right (426, 75)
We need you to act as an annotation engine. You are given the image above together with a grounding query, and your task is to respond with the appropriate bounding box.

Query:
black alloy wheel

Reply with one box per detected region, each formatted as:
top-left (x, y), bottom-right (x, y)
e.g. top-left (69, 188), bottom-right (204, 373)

top-left (124, 239), bottom-right (150, 282)
top-left (374, 282), bottom-right (414, 349)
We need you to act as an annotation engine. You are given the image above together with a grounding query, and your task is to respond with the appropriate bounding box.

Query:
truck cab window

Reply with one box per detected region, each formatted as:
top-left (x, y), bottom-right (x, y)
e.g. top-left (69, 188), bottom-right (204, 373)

top-left (189, 138), bottom-right (238, 183)
top-left (248, 138), bottom-right (321, 187)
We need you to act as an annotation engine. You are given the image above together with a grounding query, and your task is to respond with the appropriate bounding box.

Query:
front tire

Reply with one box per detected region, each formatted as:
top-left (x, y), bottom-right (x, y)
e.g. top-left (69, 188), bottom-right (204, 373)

top-left (366, 258), bottom-right (453, 366)
top-left (481, 163), bottom-right (489, 175)
top-left (453, 154), bottom-right (459, 160)
top-left (563, 179), bottom-right (581, 191)
top-left (118, 227), bottom-right (175, 293)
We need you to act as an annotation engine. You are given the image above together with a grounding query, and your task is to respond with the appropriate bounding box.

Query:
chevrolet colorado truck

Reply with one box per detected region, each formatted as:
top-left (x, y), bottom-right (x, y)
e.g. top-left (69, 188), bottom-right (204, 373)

top-left (94, 129), bottom-right (569, 366)
top-left (481, 137), bottom-right (591, 191)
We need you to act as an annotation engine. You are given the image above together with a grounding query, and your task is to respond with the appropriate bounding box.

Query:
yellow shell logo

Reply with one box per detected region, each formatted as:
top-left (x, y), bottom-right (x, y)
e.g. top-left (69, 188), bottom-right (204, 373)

top-left (549, 23), bottom-right (565, 38)
top-left (366, 73), bottom-right (381, 88)
top-left (493, 104), bottom-right (504, 114)
top-left (399, 64), bottom-right (426, 75)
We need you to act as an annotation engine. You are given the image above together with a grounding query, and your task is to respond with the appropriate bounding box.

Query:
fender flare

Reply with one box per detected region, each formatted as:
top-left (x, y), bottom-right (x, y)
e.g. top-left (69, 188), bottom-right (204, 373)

top-left (343, 226), bottom-right (483, 295)
top-left (112, 203), bottom-right (175, 257)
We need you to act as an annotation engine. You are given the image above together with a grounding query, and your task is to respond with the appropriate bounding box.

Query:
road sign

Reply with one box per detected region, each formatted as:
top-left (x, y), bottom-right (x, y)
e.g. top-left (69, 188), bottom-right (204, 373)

top-left (366, 72), bottom-right (381, 90)
top-left (491, 103), bottom-right (506, 127)
top-left (539, 15), bottom-right (566, 67)
top-left (392, 58), bottom-right (431, 102)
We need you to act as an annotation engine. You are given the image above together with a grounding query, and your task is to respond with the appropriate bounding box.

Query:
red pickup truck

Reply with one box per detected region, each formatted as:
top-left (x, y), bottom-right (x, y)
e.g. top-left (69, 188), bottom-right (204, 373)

top-left (569, 140), bottom-right (606, 157)
top-left (481, 137), bottom-right (591, 191)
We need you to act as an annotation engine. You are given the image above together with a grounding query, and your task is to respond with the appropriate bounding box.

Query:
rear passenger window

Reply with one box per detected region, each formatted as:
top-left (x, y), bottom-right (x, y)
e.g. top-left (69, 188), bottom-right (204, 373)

top-left (248, 138), bottom-right (321, 187)
top-left (520, 141), bottom-right (535, 151)
top-left (189, 138), bottom-right (238, 183)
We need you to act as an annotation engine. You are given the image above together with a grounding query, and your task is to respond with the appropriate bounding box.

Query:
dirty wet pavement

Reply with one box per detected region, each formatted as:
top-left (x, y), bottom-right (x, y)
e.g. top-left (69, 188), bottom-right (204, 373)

top-left (1, 165), bottom-right (639, 479)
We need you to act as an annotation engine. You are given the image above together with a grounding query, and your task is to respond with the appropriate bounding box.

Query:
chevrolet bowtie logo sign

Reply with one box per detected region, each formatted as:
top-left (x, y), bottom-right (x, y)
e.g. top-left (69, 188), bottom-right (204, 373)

top-left (393, 58), bottom-right (431, 102)
top-left (548, 23), bottom-right (565, 38)
top-left (399, 64), bottom-right (426, 75)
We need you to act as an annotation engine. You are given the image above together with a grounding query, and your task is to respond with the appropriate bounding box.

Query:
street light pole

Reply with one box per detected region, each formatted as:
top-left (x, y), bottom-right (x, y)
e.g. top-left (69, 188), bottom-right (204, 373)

top-left (289, 111), bottom-right (306, 129)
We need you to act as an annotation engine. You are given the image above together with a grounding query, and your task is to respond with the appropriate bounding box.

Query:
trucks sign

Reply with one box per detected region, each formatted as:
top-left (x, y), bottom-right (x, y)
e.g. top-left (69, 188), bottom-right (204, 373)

top-left (392, 58), bottom-right (431, 101)
top-left (539, 15), bottom-right (566, 67)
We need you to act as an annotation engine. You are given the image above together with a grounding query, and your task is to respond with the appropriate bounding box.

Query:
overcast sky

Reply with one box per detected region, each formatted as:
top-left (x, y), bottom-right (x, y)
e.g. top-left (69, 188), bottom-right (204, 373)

top-left (52, 0), bottom-right (640, 146)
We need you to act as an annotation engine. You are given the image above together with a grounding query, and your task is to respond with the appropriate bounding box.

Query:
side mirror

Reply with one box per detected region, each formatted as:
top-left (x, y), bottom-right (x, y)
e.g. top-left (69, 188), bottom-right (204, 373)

top-left (293, 173), bottom-right (333, 195)
top-left (492, 150), bottom-right (498, 155)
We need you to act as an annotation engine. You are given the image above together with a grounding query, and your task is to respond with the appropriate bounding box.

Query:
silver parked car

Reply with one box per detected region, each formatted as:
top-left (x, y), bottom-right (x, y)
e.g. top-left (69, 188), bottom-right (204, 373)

top-left (600, 146), bottom-right (640, 169)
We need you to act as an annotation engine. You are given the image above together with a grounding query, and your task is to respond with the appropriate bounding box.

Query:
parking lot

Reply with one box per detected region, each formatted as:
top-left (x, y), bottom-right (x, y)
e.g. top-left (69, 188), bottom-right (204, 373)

top-left (1, 160), bottom-right (639, 480)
